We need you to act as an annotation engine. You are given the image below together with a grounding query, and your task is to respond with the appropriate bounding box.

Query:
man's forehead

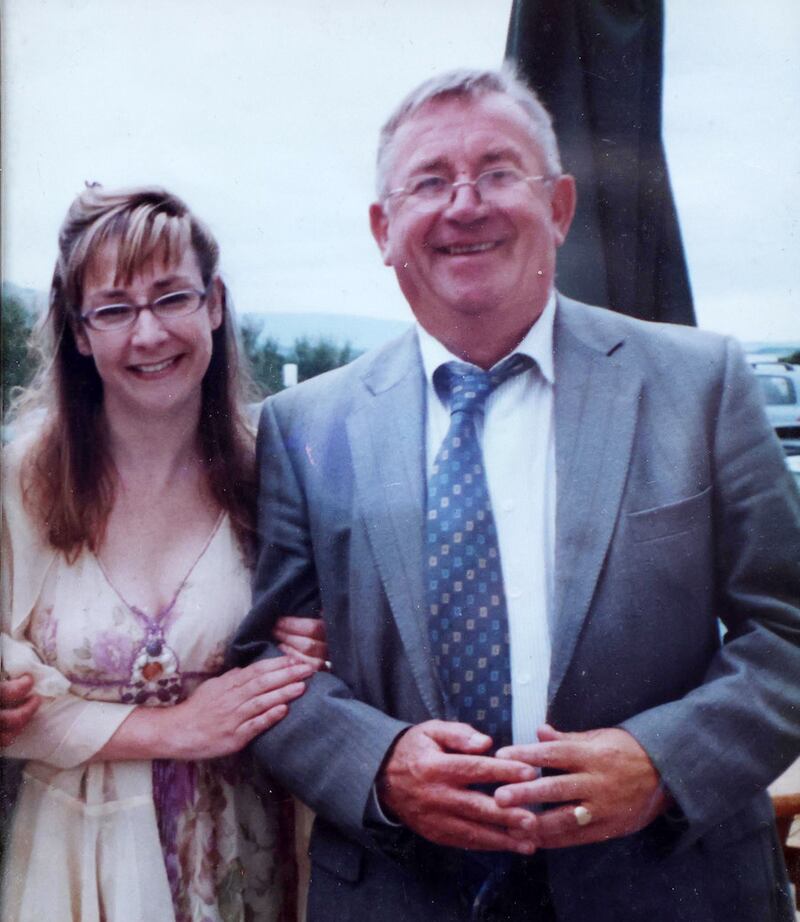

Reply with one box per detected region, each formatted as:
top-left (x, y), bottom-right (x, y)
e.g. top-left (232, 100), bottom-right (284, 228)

top-left (388, 93), bottom-right (542, 175)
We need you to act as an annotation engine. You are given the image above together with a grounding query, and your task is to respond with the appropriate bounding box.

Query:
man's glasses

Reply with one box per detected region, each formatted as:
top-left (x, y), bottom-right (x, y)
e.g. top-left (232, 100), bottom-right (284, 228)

top-left (80, 288), bottom-right (208, 332)
top-left (385, 167), bottom-right (557, 210)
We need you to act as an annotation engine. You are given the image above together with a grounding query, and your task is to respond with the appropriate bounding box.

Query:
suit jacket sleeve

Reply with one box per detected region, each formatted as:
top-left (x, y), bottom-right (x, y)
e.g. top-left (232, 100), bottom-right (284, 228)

top-left (621, 337), bottom-right (800, 844)
top-left (229, 398), bottom-right (410, 842)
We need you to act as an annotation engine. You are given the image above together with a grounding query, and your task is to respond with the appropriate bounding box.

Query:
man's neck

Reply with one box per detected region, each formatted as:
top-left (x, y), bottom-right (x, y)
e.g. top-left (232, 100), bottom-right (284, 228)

top-left (420, 294), bottom-right (554, 370)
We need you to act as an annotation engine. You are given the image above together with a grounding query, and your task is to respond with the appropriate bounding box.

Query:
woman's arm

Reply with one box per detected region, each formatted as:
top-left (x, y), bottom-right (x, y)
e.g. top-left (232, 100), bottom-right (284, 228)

top-left (95, 656), bottom-right (315, 761)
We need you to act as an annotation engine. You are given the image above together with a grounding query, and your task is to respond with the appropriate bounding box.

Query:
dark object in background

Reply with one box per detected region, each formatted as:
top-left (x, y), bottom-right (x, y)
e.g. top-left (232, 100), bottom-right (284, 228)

top-left (506, 0), bottom-right (695, 325)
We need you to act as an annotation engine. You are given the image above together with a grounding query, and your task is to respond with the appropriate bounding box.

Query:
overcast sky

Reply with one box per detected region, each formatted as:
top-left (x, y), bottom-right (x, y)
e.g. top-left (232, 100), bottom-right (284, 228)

top-left (2, 0), bottom-right (798, 342)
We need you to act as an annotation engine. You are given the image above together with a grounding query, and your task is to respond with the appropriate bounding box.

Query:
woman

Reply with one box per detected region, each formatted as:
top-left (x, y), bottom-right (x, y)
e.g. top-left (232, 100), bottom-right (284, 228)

top-left (1, 185), bottom-right (326, 921)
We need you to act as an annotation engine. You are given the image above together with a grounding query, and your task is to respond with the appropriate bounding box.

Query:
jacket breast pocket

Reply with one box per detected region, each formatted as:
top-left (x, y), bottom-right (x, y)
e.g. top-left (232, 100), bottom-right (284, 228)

top-left (626, 486), bottom-right (712, 543)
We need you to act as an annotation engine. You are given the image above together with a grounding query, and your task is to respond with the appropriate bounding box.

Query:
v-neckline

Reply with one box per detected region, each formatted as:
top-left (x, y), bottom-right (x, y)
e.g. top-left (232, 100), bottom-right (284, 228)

top-left (93, 510), bottom-right (226, 621)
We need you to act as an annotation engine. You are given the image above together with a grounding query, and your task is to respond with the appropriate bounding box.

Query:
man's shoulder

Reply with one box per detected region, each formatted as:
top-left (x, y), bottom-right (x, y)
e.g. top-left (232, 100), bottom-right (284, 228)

top-left (556, 296), bottom-right (736, 372)
top-left (262, 327), bottom-right (418, 421)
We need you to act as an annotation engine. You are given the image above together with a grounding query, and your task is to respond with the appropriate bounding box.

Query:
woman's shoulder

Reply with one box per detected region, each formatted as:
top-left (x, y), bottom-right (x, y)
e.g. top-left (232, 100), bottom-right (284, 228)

top-left (3, 414), bottom-right (48, 507)
top-left (2, 417), bottom-right (60, 636)
top-left (2, 415), bottom-right (55, 563)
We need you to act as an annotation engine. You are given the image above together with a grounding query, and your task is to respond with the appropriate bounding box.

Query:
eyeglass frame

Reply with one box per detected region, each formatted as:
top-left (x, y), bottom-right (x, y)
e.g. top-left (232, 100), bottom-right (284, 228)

top-left (384, 167), bottom-right (559, 208)
top-left (79, 286), bottom-right (211, 332)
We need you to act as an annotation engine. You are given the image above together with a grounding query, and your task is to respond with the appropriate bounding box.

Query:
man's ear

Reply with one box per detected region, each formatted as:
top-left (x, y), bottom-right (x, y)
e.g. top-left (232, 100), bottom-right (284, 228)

top-left (207, 276), bottom-right (224, 330)
top-left (550, 174), bottom-right (577, 247)
top-left (369, 202), bottom-right (393, 266)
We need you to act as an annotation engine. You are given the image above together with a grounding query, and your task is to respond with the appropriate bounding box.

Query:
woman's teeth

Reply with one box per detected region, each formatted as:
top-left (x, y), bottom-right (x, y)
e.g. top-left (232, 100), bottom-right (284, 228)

top-left (134, 358), bottom-right (176, 374)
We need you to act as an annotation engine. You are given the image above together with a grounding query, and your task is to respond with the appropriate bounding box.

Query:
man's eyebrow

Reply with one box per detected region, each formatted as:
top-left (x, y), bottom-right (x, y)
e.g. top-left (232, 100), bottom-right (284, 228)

top-left (407, 148), bottom-right (526, 176)
top-left (408, 156), bottom-right (451, 176)
top-left (480, 148), bottom-right (525, 169)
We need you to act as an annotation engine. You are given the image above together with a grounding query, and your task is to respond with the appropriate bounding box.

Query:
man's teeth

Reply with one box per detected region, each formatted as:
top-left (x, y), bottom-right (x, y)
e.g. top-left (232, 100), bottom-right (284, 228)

top-left (441, 242), bottom-right (497, 255)
top-left (135, 358), bottom-right (176, 373)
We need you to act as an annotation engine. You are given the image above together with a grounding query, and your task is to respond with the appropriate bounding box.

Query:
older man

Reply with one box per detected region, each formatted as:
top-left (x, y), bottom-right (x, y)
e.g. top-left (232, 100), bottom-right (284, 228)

top-left (232, 69), bottom-right (800, 921)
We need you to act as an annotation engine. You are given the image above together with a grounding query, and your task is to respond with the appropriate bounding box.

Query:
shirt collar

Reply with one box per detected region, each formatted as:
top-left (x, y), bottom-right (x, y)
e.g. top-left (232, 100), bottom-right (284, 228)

top-left (416, 290), bottom-right (556, 389)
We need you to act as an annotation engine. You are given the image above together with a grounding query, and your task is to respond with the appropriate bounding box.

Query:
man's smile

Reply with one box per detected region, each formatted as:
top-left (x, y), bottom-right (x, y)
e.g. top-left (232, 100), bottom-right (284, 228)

top-left (433, 240), bottom-right (504, 256)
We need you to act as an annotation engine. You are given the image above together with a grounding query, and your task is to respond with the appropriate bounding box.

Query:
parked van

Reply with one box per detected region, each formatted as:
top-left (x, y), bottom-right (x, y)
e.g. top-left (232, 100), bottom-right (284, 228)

top-left (751, 362), bottom-right (800, 455)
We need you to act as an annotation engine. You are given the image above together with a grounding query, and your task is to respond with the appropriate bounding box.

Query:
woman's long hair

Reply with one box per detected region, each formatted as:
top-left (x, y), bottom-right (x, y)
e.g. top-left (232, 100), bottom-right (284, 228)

top-left (12, 185), bottom-right (258, 560)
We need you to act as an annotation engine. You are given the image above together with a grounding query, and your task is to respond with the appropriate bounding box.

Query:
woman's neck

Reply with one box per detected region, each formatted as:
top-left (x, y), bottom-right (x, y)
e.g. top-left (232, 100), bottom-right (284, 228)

top-left (102, 397), bottom-right (204, 497)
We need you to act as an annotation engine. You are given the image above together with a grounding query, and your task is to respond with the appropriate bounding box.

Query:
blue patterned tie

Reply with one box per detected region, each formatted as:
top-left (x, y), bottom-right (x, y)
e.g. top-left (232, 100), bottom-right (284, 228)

top-left (427, 354), bottom-right (531, 751)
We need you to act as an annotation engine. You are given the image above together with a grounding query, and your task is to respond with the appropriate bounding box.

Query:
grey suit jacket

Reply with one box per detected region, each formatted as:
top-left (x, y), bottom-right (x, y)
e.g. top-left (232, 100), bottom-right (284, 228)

top-left (231, 296), bottom-right (800, 921)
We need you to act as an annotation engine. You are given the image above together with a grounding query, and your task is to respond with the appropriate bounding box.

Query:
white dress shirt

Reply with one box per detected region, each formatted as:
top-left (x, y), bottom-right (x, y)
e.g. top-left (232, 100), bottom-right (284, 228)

top-left (416, 293), bottom-right (557, 744)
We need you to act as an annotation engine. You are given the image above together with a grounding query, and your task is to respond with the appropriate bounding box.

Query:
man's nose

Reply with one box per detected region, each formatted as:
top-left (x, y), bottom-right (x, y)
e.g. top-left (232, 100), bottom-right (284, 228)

top-left (444, 179), bottom-right (487, 221)
top-left (130, 307), bottom-right (169, 345)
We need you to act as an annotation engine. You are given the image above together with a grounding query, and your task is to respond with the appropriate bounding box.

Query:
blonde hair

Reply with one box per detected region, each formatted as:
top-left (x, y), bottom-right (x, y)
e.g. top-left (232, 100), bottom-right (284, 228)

top-left (14, 185), bottom-right (257, 560)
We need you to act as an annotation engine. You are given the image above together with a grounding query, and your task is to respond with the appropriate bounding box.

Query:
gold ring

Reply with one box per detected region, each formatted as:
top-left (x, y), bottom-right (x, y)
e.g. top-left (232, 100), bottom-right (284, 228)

top-left (573, 805), bottom-right (592, 827)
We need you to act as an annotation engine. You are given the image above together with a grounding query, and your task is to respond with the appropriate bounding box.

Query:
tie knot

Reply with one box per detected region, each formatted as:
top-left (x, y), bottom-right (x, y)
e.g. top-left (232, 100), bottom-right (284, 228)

top-left (437, 354), bottom-right (532, 416)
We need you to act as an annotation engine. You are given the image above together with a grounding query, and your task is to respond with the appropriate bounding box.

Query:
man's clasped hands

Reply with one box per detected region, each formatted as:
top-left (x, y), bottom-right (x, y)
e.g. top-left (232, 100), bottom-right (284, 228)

top-left (378, 719), bottom-right (669, 853)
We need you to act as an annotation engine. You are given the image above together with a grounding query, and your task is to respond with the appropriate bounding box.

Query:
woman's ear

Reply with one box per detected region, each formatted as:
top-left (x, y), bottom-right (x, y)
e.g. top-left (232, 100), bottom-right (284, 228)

top-left (72, 318), bottom-right (93, 356)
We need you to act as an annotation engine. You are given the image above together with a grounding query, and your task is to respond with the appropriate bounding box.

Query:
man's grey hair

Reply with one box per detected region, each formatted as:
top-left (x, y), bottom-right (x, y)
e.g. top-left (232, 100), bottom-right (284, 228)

top-left (375, 65), bottom-right (563, 200)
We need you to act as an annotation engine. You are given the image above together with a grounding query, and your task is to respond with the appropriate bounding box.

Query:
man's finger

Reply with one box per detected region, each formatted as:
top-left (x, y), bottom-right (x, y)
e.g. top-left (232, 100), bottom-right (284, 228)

top-left (423, 719), bottom-right (494, 753)
top-left (536, 723), bottom-right (568, 742)
top-left (495, 772), bottom-right (590, 807)
top-left (534, 805), bottom-right (609, 848)
top-left (424, 812), bottom-right (537, 854)
top-left (0, 675), bottom-right (35, 707)
top-left (495, 740), bottom-right (588, 771)
top-left (441, 787), bottom-right (538, 833)
top-left (432, 752), bottom-right (538, 786)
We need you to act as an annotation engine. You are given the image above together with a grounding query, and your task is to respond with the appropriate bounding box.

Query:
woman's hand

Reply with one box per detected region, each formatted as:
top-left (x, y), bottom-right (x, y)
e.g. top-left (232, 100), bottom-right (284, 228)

top-left (0, 674), bottom-right (41, 747)
top-left (97, 656), bottom-right (315, 762)
top-left (273, 615), bottom-right (328, 670)
top-left (168, 656), bottom-right (316, 759)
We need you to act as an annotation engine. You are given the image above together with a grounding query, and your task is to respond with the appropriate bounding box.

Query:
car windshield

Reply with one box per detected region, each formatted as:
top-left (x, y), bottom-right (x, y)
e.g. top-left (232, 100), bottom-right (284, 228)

top-left (757, 375), bottom-right (796, 406)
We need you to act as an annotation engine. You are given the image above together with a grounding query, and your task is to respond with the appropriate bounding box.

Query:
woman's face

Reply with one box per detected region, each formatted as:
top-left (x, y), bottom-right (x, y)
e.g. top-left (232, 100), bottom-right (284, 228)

top-left (74, 240), bottom-right (223, 422)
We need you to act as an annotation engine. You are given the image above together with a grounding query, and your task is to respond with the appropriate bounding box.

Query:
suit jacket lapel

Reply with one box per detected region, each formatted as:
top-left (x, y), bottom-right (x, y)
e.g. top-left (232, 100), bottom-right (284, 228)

top-left (347, 330), bottom-right (446, 717)
top-left (548, 298), bottom-right (643, 706)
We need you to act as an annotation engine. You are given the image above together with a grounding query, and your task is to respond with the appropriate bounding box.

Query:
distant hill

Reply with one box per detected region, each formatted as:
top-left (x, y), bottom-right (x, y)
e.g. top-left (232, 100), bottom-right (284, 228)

top-left (3, 282), bottom-right (795, 362)
top-left (744, 342), bottom-right (800, 363)
top-left (2, 281), bottom-right (47, 316)
top-left (0, 282), bottom-right (411, 354)
top-left (241, 311), bottom-right (411, 352)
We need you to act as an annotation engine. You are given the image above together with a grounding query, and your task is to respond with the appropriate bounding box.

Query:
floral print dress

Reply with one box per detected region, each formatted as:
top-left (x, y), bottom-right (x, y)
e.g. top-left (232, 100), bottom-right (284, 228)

top-left (1, 445), bottom-right (296, 922)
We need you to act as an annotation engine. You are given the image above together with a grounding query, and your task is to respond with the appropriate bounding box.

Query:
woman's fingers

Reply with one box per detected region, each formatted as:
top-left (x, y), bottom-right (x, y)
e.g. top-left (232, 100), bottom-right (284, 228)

top-left (237, 704), bottom-right (290, 743)
top-left (277, 644), bottom-right (328, 670)
top-left (274, 633), bottom-right (327, 659)
top-left (273, 628), bottom-right (327, 661)
top-left (273, 615), bottom-right (328, 664)
top-left (0, 675), bottom-right (36, 707)
top-left (273, 616), bottom-right (326, 639)
top-left (237, 660), bottom-right (315, 698)
top-left (239, 681), bottom-right (307, 720)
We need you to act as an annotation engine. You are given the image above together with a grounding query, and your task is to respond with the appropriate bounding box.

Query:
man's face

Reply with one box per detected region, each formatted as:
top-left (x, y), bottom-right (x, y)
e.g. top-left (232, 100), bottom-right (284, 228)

top-left (370, 93), bottom-right (575, 343)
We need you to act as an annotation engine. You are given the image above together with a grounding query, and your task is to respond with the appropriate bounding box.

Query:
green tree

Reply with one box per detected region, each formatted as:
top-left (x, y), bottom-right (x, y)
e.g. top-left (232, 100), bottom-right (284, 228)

top-left (779, 350), bottom-right (800, 365)
top-left (288, 336), bottom-right (360, 383)
top-left (240, 318), bottom-right (285, 396)
top-left (2, 291), bottom-right (37, 414)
